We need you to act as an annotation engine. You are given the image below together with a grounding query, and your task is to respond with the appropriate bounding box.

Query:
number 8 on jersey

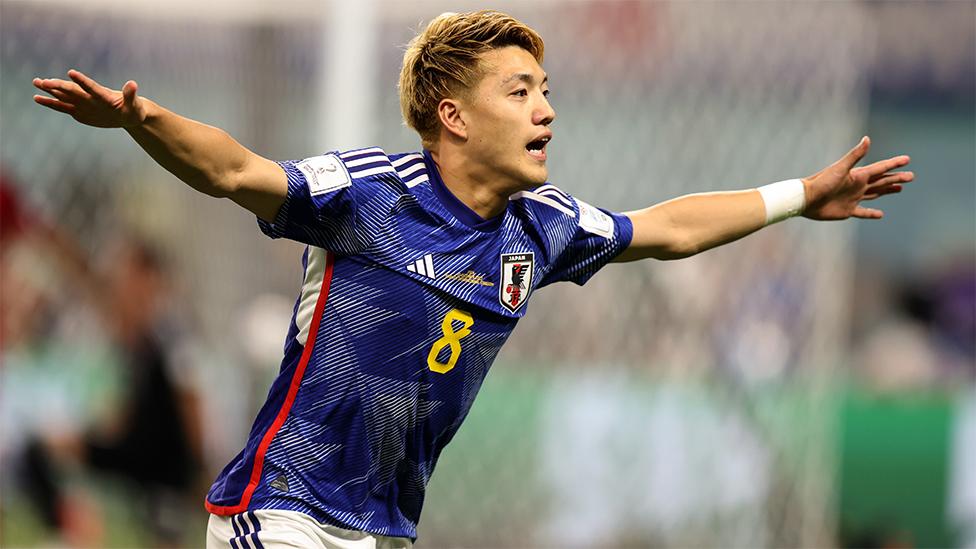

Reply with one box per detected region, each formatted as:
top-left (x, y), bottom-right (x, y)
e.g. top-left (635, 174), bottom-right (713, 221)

top-left (427, 309), bottom-right (474, 374)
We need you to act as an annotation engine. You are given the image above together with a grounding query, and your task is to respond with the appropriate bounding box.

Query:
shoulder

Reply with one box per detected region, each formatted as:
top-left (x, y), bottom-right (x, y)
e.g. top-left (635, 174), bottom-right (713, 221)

top-left (510, 183), bottom-right (577, 218)
top-left (335, 147), bottom-right (423, 184)
top-left (337, 148), bottom-right (431, 189)
top-left (510, 184), bottom-right (619, 240)
top-left (286, 148), bottom-right (429, 199)
top-left (292, 148), bottom-right (426, 183)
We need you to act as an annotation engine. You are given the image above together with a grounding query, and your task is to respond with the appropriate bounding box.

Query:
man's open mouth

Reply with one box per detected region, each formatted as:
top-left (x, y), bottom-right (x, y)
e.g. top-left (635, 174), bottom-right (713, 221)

top-left (526, 136), bottom-right (550, 160)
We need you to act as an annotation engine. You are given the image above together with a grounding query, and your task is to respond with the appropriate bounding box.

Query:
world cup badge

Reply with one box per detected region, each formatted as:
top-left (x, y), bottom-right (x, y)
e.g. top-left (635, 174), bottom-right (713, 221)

top-left (499, 252), bottom-right (534, 313)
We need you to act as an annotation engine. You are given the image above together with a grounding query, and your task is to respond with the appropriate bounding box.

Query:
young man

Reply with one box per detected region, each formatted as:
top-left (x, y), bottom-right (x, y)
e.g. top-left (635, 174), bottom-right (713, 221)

top-left (33, 9), bottom-right (912, 548)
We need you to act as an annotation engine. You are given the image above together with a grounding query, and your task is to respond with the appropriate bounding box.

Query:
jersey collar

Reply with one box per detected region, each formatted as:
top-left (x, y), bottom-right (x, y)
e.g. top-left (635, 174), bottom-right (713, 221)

top-left (422, 150), bottom-right (505, 232)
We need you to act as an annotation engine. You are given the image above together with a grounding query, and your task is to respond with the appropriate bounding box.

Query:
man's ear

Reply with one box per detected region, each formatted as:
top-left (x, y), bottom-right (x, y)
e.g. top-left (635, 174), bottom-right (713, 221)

top-left (437, 98), bottom-right (467, 140)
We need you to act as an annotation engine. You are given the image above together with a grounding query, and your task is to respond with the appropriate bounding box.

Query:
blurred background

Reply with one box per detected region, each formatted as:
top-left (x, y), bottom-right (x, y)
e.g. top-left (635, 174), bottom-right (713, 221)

top-left (1, 0), bottom-right (973, 547)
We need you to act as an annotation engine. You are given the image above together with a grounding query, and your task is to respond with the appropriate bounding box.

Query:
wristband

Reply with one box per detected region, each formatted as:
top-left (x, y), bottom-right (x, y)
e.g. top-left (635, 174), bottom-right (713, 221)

top-left (758, 179), bottom-right (806, 225)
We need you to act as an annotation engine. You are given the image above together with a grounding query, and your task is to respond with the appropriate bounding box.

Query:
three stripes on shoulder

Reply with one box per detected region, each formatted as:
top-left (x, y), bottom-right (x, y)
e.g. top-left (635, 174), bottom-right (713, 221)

top-left (511, 184), bottom-right (576, 218)
top-left (340, 148), bottom-right (429, 188)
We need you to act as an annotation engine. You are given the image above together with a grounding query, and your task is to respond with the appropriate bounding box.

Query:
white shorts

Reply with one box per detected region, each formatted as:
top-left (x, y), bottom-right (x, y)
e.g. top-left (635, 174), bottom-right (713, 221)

top-left (206, 510), bottom-right (413, 549)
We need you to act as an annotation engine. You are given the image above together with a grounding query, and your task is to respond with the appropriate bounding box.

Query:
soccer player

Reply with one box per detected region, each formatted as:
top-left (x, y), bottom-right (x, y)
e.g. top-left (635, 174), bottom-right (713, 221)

top-left (32, 9), bottom-right (913, 548)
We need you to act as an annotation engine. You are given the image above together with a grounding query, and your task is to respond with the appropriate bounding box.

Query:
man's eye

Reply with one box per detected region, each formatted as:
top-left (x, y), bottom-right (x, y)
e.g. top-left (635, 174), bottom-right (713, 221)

top-left (513, 89), bottom-right (528, 97)
top-left (543, 89), bottom-right (551, 98)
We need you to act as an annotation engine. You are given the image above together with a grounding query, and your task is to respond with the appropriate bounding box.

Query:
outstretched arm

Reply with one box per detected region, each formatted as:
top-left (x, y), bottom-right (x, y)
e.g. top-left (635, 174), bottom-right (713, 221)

top-left (615, 136), bottom-right (913, 262)
top-left (33, 70), bottom-right (286, 222)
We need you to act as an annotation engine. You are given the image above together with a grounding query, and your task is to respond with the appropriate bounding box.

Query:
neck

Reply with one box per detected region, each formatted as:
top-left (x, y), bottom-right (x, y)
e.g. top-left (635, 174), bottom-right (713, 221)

top-left (428, 149), bottom-right (511, 220)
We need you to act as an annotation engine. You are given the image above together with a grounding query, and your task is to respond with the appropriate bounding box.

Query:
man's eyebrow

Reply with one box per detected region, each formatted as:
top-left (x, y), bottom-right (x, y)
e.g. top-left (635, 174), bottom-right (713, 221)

top-left (501, 73), bottom-right (549, 86)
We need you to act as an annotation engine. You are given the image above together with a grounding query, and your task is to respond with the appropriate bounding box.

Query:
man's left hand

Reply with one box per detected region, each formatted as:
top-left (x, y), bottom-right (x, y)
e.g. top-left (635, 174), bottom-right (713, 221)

top-left (802, 136), bottom-right (913, 221)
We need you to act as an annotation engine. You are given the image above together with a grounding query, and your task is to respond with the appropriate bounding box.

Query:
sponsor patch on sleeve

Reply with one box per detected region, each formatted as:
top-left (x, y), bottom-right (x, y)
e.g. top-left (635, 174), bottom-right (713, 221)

top-left (575, 198), bottom-right (615, 239)
top-left (297, 154), bottom-right (351, 196)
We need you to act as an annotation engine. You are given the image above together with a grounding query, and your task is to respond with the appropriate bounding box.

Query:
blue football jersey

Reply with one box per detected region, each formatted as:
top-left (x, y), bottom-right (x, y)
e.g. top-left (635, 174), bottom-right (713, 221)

top-left (205, 148), bottom-right (633, 539)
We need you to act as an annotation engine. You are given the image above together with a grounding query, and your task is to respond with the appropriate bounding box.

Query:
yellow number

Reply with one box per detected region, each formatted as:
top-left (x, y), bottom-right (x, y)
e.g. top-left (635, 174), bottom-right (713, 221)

top-left (427, 309), bottom-right (474, 374)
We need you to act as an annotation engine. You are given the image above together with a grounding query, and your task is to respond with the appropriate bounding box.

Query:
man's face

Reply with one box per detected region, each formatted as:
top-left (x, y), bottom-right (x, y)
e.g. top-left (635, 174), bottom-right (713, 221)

top-left (460, 46), bottom-right (555, 190)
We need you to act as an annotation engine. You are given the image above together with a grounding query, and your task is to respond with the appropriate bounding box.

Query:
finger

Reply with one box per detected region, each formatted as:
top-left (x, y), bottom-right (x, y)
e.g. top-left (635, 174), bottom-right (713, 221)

top-left (852, 205), bottom-right (884, 219)
top-left (863, 155), bottom-right (911, 177)
top-left (67, 69), bottom-right (107, 98)
top-left (32, 79), bottom-right (55, 97)
top-left (840, 136), bottom-right (871, 170)
top-left (32, 82), bottom-right (73, 104)
top-left (33, 95), bottom-right (76, 115)
top-left (34, 77), bottom-right (89, 99)
top-left (868, 171), bottom-right (914, 186)
top-left (32, 77), bottom-right (65, 92)
top-left (35, 77), bottom-right (71, 92)
top-left (121, 80), bottom-right (139, 108)
top-left (48, 88), bottom-right (73, 102)
top-left (863, 184), bottom-right (903, 200)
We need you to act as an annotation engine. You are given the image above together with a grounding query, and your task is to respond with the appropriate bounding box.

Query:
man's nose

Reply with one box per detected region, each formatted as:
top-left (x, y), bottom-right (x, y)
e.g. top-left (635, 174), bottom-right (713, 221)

top-left (534, 97), bottom-right (555, 126)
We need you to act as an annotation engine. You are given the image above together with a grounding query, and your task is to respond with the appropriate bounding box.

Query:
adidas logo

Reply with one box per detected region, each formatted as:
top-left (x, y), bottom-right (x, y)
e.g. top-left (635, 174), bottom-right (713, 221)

top-left (406, 254), bottom-right (436, 279)
top-left (270, 474), bottom-right (289, 493)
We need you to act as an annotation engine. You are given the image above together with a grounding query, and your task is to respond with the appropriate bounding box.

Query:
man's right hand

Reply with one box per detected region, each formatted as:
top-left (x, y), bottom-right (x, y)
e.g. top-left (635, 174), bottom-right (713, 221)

top-left (33, 69), bottom-right (287, 221)
top-left (33, 70), bottom-right (148, 129)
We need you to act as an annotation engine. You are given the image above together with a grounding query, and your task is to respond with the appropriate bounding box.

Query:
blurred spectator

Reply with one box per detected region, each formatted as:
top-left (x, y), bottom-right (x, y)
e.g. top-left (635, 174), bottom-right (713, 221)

top-left (2, 177), bottom-right (203, 546)
top-left (0, 172), bottom-right (49, 351)
top-left (898, 258), bottom-right (976, 373)
top-left (855, 257), bottom-right (976, 392)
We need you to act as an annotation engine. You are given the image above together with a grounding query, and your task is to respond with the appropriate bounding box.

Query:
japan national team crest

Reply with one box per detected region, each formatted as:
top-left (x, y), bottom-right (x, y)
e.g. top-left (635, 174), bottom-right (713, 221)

top-left (499, 252), bottom-right (535, 313)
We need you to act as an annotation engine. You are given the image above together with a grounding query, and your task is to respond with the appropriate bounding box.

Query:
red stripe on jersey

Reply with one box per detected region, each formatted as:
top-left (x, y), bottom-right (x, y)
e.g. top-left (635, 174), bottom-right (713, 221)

top-left (206, 251), bottom-right (334, 515)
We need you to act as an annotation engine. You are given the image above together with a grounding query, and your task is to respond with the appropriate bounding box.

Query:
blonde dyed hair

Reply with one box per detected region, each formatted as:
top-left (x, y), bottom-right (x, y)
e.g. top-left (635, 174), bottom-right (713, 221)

top-left (399, 10), bottom-right (545, 146)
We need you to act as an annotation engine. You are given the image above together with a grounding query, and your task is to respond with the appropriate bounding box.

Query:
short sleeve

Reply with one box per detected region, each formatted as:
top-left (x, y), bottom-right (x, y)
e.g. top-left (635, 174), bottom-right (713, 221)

top-left (258, 153), bottom-right (390, 254)
top-left (539, 197), bottom-right (633, 287)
